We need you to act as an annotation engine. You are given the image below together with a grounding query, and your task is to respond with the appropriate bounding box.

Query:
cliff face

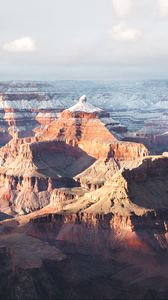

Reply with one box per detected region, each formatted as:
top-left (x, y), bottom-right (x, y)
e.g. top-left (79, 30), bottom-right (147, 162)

top-left (38, 104), bottom-right (148, 160)
top-left (19, 155), bottom-right (168, 254)
top-left (0, 138), bottom-right (97, 215)
top-left (1, 167), bottom-right (168, 300)
top-left (0, 93), bottom-right (123, 143)
top-left (35, 111), bottom-right (58, 126)
top-left (0, 94), bottom-right (148, 163)
top-left (0, 93), bottom-right (64, 140)
top-left (0, 233), bottom-right (69, 300)
top-left (29, 209), bottom-right (168, 252)
top-left (39, 110), bottom-right (116, 159)
top-left (1, 229), bottom-right (167, 300)
top-left (1, 96), bottom-right (168, 299)
top-left (110, 141), bottom-right (148, 160)
top-left (0, 97), bottom-right (149, 217)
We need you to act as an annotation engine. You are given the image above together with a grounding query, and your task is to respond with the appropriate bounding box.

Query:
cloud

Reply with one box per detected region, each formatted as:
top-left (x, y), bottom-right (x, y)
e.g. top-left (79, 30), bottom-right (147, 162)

top-left (111, 22), bottom-right (142, 42)
top-left (112, 0), bottom-right (133, 17)
top-left (3, 37), bottom-right (37, 52)
top-left (158, 0), bottom-right (168, 17)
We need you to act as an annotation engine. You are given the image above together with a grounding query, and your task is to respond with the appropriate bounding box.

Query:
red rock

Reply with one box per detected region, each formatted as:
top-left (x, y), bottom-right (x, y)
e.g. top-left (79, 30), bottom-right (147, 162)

top-left (0, 96), bottom-right (148, 216)
top-left (38, 100), bottom-right (148, 160)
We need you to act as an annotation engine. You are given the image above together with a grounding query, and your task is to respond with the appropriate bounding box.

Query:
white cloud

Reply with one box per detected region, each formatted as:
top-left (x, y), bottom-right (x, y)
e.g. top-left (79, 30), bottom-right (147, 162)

top-left (112, 0), bottom-right (133, 17)
top-left (3, 37), bottom-right (37, 52)
top-left (158, 0), bottom-right (168, 17)
top-left (111, 22), bottom-right (142, 42)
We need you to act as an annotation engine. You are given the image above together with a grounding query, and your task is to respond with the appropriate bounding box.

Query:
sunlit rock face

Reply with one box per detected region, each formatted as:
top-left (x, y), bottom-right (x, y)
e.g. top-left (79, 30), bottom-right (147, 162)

top-left (0, 139), bottom-right (97, 215)
top-left (27, 155), bottom-right (168, 254)
top-left (35, 111), bottom-right (58, 126)
top-left (38, 96), bottom-right (148, 160)
top-left (1, 94), bottom-right (168, 299)
top-left (0, 95), bottom-right (149, 217)
top-left (0, 92), bottom-right (128, 149)
top-left (1, 154), bottom-right (168, 300)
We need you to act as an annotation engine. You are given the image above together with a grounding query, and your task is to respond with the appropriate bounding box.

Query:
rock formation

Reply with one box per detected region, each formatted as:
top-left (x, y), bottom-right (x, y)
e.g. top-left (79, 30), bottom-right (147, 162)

top-left (0, 95), bottom-right (149, 217)
top-left (25, 154), bottom-right (168, 254)
top-left (0, 95), bottom-right (168, 299)
top-left (0, 93), bottom-right (63, 139)
top-left (35, 111), bottom-right (58, 126)
top-left (0, 138), bottom-right (97, 215)
top-left (0, 154), bottom-right (168, 299)
top-left (38, 95), bottom-right (148, 160)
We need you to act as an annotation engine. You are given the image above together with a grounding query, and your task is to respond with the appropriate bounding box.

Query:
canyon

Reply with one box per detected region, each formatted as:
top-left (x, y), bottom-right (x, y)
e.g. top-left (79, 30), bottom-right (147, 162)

top-left (1, 80), bottom-right (168, 154)
top-left (0, 87), bottom-right (167, 299)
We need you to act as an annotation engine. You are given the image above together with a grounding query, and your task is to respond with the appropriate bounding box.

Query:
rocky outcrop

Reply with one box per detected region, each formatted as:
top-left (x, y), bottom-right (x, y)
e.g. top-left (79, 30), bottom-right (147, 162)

top-left (50, 187), bottom-right (87, 211)
top-left (30, 209), bottom-right (168, 251)
top-left (39, 109), bottom-right (116, 155)
top-left (38, 97), bottom-right (148, 160)
top-left (0, 85), bottom-right (168, 300)
top-left (0, 233), bottom-right (69, 300)
top-left (0, 95), bottom-right (168, 299)
top-left (0, 92), bottom-right (66, 139)
top-left (0, 137), bottom-right (97, 215)
top-left (0, 96), bottom-right (149, 216)
top-left (21, 155), bottom-right (168, 253)
top-left (35, 111), bottom-right (58, 126)
top-left (1, 230), bottom-right (167, 300)
top-left (0, 93), bottom-right (129, 149)
top-left (0, 175), bottom-right (81, 216)
top-left (1, 164), bottom-right (168, 300)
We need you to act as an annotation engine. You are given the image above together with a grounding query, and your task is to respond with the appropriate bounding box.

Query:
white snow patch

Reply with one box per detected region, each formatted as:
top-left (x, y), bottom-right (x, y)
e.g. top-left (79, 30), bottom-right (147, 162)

top-left (68, 95), bottom-right (103, 113)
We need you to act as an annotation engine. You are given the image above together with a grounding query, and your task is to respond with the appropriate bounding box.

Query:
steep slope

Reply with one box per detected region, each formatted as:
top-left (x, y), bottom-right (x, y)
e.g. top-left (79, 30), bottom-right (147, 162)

top-left (0, 138), bottom-right (96, 215)
top-left (0, 155), bottom-right (167, 299)
top-left (1, 228), bottom-right (168, 300)
top-left (1, 95), bottom-right (168, 299)
top-left (60, 155), bottom-right (168, 216)
top-left (38, 96), bottom-right (148, 160)
top-left (0, 96), bottom-right (149, 217)
top-left (20, 154), bottom-right (168, 255)
top-left (0, 83), bottom-right (168, 299)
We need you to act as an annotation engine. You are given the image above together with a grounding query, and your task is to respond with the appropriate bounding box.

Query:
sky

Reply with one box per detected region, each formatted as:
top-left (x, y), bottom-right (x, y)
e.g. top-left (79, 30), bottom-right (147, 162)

top-left (0, 0), bottom-right (168, 80)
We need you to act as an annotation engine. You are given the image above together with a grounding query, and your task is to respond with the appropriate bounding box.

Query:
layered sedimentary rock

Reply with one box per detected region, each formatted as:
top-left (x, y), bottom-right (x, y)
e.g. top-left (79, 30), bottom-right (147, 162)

top-left (38, 96), bottom-right (148, 160)
top-left (1, 81), bottom-right (168, 154)
top-left (0, 138), bottom-right (96, 215)
top-left (0, 83), bottom-right (168, 299)
top-left (1, 228), bottom-right (168, 300)
top-left (0, 93), bottom-right (128, 146)
top-left (1, 154), bottom-right (168, 299)
top-left (0, 154), bottom-right (165, 300)
top-left (26, 155), bottom-right (168, 253)
top-left (0, 95), bottom-right (168, 298)
top-left (0, 96), bottom-right (149, 217)
top-left (1, 153), bottom-right (168, 299)
top-left (35, 111), bottom-right (58, 125)
top-left (0, 93), bottom-right (64, 138)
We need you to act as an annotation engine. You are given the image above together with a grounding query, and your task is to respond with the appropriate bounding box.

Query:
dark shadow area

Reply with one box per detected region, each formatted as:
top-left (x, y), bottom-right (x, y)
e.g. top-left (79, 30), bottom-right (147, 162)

top-left (19, 211), bottom-right (168, 300)
top-left (0, 132), bottom-right (12, 147)
top-left (130, 209), bottom-right (168, 252)
top-left (30, 140), bottom-right (96, 178)
top-left (122, 157), bottom-right (168, 210)
top-left (0, 211), bottom-right (13, 221)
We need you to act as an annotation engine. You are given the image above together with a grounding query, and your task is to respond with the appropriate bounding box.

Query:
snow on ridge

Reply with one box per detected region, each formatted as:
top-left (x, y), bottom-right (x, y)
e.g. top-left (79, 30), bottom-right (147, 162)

top-left (67, 95), bottom-right (103, 113)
